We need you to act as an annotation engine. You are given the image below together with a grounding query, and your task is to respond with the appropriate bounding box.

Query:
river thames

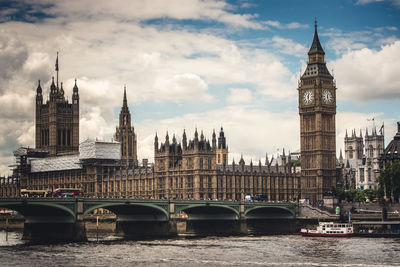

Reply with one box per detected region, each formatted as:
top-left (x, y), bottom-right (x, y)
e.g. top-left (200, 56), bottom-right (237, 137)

top-left (1, 232), bottom-right (400, 266)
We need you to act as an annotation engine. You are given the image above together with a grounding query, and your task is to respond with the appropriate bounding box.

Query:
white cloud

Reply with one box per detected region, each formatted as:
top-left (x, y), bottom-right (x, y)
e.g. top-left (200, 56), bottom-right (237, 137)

top-left (227, 88), bottom-right (253, 104)
top-left (26, 0), bottom-right (264, 29)
top-left (136, 105), bottom-right (300, 163)
top-left (80, 106), bottom-right (116, 141)
top-left (155, 73), bottom-right (213, 102)
top-left (356, 0), bottom-right (384, 4)
top-left (263, 20), bottom-right (309, 30)
top-left (271, 36), bottom-right (308, 57)
top-left (332, 41), bottom-right (400, 102)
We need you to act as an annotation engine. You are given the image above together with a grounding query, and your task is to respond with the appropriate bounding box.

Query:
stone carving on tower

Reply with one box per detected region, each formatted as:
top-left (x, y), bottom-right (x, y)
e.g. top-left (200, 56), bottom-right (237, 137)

top-left (115, 87), bottom-right (138, 167)
top-left (35, 53), bottom-right (79, 156)
top-left (298, 20), bottom-right (337, 201)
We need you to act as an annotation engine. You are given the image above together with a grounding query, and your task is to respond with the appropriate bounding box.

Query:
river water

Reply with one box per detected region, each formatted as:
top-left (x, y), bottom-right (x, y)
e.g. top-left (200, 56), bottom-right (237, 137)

top-left (0, 231), bottom-right (399, 266)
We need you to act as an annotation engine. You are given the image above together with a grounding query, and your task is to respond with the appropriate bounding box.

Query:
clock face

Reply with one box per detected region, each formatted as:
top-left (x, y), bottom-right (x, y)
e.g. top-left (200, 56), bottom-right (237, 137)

top-left (302, 89), bottom-right (314, 105)
top-left (322, 89), bottom-right (333, 104)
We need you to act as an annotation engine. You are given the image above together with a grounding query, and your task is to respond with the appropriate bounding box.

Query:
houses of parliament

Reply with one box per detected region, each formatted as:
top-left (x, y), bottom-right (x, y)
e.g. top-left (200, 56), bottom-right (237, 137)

top-left (0, 23), bottom-right (340, 203)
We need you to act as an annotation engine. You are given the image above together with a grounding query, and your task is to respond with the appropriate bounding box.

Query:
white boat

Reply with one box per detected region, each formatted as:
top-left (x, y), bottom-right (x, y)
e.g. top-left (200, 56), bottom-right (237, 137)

top-left (301, 222), bottom-right (354, 237)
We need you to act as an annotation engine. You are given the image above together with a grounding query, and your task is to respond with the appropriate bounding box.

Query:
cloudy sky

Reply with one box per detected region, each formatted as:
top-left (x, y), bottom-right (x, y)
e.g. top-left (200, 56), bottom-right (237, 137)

top-left (0, 0), bottom-right (399, 175)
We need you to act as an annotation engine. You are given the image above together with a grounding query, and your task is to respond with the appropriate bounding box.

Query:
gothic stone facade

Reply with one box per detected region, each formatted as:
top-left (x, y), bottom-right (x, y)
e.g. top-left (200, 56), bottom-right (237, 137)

top-left (342, 127), bottom-right (384, 190)
top-left (10, 130), bottom-right (300, 201)
top-left (35, 75), bottom-right (79, 156)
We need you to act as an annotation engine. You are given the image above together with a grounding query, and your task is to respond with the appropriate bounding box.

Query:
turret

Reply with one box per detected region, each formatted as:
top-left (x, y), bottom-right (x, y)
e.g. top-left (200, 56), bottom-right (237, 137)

top-left (218, 127), bottom-right (226, 149)
top-left (36, 80), bottom-right (43, 106)
top-left (72, 79), bottom-right (79, 152)
top-left (35, 80), bottom-right (43, 149)
top-left (165, 131), bottom-right (170, 147)
top-left (282, 148), bottom-right (287, 167)
top-left (239, 154), bottom-right (245, 171)
top-left (172, 134), bottom-right (177, 144)
top-left (50, 77), bottom-right (57, 101)
top-left (59, 82), bottom-right (65, 99)
top-left (212, 129), bottom-right (216, 149)
top-left (182, 129), bottom-right (187, 150)
top-left (72, 79), bottom-right (79, 105)
top-left (194, 128), bottom-right (199, 147)
top-left (154, 133), bottom-right (158, 152)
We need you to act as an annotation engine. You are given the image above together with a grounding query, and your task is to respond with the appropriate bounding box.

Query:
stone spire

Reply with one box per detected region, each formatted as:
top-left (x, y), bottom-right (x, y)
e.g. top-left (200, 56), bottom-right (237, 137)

top-left (123, 85), bottom-right (127, 107)
top-left (119, 86), bottom-right (131, 128)
top-left (308, 17), bottom-right (325, 56)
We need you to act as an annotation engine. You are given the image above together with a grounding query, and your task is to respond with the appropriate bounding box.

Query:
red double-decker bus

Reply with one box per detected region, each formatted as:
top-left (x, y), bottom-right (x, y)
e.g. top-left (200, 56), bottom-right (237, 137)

top-left (52, 188), bottom-right (83, 197)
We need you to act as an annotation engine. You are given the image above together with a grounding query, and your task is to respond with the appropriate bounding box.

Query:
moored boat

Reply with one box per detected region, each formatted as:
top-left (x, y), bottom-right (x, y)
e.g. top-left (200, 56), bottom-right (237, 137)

top-left (301, 222), bottom-right (354, 237)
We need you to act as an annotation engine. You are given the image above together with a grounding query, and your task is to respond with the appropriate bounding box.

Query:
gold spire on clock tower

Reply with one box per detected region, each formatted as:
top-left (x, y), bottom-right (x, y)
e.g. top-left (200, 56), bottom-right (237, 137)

top-left (298, 19), bottom-right (337, 202)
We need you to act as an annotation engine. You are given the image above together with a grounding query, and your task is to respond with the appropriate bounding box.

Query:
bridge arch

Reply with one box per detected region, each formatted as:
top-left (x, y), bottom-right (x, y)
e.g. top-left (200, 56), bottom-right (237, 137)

top-left (84, 202), bottom-right (169, 221)
top-left (245, 206), bottom-right (295, 219)
top-left (0, 201), bottom-right (76, 218)
top-left (175, 204), bottom-right (240, 220)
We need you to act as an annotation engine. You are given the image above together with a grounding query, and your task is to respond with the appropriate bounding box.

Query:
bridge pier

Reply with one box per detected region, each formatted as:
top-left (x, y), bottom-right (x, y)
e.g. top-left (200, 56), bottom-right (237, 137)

top-left (115, 221), bottom-right (174, 238)
top-left (22, 221), bottom-right (86, 242)
top-left (22, 198), bottom-right (87, 242)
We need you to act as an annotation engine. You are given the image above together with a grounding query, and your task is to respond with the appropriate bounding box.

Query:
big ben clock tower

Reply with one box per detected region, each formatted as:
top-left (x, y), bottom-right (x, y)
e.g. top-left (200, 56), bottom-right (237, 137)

top-left (298, 20), bottom-right (337, 202)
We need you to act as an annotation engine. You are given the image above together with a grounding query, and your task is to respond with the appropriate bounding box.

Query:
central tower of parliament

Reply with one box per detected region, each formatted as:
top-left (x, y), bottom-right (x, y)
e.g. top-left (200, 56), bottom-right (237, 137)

top-left (1, 22), bottom-right (337, 202)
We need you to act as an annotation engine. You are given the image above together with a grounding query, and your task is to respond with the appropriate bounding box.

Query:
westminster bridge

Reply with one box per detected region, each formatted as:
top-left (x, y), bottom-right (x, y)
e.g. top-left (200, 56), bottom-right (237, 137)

top-left (0, 198), bottom-right (298, 241)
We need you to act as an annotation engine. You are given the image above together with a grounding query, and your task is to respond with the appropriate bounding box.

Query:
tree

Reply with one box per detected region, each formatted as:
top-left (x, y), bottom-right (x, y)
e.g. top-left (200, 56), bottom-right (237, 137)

top-left (363, 189), bottom-right (377, 202)
top-left (346, 189), bottom-right (358, 202)
top-left (378, 161), bottom-right (400, 203)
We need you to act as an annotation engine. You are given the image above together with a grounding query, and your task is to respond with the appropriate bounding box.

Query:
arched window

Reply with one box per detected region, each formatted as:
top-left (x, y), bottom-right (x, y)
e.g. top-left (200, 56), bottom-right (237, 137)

top-left (368, 145), bottom-right (374, 158)
top-left (349, 146), bottom-right (353, 159)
